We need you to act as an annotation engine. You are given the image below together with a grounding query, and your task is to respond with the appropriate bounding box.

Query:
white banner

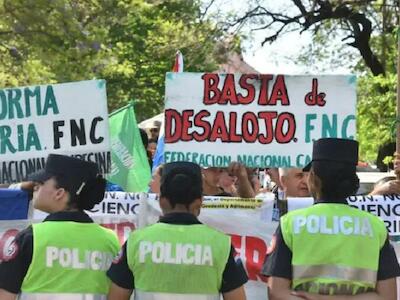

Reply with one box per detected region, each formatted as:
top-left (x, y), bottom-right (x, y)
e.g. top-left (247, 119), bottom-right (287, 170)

top-left (164, 73), bottom-right (356, 168)
top-left (3, 193), bottom-right (400, 299)
top-left (0, 80), bottom-right (111, 183)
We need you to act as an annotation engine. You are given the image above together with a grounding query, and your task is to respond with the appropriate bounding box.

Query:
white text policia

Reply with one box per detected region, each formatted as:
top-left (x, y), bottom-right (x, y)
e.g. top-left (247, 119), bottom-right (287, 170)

top-left (293, 215), bottom-right (373, 237)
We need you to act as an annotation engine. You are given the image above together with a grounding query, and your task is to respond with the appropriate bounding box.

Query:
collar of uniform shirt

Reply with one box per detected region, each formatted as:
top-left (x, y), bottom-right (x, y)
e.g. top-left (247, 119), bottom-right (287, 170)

top-left (314, 198), bottom-right (348, 205)
top-left (43, 211), bottom-right (94, 223)
top-left (159, 212), bottom-right (202, 225)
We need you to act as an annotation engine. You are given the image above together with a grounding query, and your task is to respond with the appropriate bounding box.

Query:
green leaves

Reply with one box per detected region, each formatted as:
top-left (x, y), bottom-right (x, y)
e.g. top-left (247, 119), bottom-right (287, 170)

top-left (357, 73), bottom-right (397, 162)
top-left (0, 0), bottom-right (228, 120)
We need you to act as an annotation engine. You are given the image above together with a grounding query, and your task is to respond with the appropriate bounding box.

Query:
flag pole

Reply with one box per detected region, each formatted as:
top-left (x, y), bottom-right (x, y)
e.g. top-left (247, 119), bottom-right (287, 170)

top-left (397, 25), bottom-right (400, 178)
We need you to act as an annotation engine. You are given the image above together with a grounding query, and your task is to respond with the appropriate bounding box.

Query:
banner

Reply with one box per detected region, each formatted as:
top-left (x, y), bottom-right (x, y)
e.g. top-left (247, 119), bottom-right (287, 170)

top-left (1, 192), bottom-right (400, 299)
top-left (287, 195), bottom-right (400, 236)
top-left (107, 104), bottom-right (151, 192)
top-left (0, 189), bottom-right (29, 220)
top-left (32, 191), bottom-right (143, 221)
top-left (164, 73), bottom-right (356, 168)
top-left (0, 80), bottom-right (111, 183)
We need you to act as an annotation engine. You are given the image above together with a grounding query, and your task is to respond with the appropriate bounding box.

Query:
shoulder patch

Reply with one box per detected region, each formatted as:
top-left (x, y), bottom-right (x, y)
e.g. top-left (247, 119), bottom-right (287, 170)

top-left (3, 240), bottom-right (19, 261)
top-left (266, 235), bottom-right (276, 255)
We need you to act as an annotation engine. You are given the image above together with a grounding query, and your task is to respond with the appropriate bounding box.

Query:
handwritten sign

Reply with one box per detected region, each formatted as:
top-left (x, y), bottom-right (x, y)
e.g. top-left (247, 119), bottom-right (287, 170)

top-left (0, 80), bottom-right (110, 183)
top-left (164, 73), bottom-right (356, 168)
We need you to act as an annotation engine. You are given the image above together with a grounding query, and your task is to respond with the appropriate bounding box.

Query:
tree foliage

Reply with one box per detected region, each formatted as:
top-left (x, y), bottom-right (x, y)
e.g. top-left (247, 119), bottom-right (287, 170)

top-left (218, 0), bottom-right (399, 76)
top-left (0, 0), bottom-right (231, 120)
top-left (357, 73), bottom-right (397, 161)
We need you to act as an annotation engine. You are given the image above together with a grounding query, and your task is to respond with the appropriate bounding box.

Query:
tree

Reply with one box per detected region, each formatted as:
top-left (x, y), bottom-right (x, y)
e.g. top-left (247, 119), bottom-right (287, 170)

top-left (216, 0), bottom-right (399, 76)
top-left (99, 0), bottom-right (233, 119)
top-left (0, 0), bottom-right (232, 120)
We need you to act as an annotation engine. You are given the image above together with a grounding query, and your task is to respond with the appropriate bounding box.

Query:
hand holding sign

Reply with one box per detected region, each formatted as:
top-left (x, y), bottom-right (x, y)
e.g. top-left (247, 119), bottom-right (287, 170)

top-left (227, 162), bottom-right (256, 198)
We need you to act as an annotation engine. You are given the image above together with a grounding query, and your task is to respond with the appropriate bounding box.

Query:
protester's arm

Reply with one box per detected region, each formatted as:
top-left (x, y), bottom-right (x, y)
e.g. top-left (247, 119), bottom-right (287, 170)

top-left (107, 283), bottom-right (132, 300)
top-left (369, 180), bottom-right (400, 195)
top-left (227, 162), bottom-right (255, 198)
top-left (292, 278), bottom-right (396, 300)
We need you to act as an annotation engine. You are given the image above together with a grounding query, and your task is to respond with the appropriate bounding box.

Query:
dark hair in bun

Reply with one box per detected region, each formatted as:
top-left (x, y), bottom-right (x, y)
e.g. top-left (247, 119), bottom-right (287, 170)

top-left (312, 161), bottom-right (359, 199)
top-left (160, 171), bottom-right (202, 208)
top-left (75, 175), bottom-right (107, 210)
top-left (58, 174), bottom-right (106, 210)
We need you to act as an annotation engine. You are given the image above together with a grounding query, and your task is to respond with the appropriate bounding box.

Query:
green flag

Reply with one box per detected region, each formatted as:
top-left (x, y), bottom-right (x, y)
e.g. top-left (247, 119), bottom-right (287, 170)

top-left (107, 103), bottom-right (151, 192)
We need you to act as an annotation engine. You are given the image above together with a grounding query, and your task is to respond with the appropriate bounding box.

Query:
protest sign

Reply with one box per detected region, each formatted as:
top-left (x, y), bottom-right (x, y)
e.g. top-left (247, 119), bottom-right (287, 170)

top-left (164, 73), bottom-right (356, 168)
top-left (0, 80), bottom-right (111, 183)
top-left (347, 194), bottom-right (400, 236)
top-left (32, 191), bottom-right (143, 220)
top-left (288, 195), bottom-right (400, 236)
top-left (88, 191), bottom-right (142, 215)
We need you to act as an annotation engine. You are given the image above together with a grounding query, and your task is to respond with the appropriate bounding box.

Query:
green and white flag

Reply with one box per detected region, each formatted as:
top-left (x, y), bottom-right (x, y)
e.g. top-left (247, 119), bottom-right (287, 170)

top-left (107, 103), bottom-right (151, 192)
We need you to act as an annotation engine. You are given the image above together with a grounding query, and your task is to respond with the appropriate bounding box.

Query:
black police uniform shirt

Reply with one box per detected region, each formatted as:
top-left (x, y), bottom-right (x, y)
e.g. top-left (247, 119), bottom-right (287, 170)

top-left (0, 211), bottom-right (95, 293)
top-left (107, 212), bottom-right (248, 293)
top-left (262, 199), bottom-right (400, 280)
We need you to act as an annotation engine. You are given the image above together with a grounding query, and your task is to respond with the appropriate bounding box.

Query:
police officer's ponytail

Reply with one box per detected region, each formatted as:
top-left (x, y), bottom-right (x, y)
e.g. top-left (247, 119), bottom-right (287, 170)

top-left (312, 161), bottom-right (359, 199)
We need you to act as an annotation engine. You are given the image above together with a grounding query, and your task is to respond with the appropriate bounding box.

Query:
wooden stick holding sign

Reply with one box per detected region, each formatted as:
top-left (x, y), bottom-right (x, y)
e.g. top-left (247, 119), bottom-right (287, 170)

top-left (397, 26), bottom-right (400, 179)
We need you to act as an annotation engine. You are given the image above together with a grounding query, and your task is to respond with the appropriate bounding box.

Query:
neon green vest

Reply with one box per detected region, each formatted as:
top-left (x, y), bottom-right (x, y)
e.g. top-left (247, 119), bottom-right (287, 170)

top-left (281, 203), bottom-right (387, 295)
top-left (21, 221), bottom-right (120, 295)
top-left (127, 222), bottom-right (231, 299)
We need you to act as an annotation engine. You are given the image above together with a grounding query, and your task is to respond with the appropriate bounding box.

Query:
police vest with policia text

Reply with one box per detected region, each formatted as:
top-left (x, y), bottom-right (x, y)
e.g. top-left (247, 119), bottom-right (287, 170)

top-left (126, 222), bottom-right (231, 300)
top-left (20, 221), bottom-right (120, 296)
top-left (281, 203), bottom-right (387, 295)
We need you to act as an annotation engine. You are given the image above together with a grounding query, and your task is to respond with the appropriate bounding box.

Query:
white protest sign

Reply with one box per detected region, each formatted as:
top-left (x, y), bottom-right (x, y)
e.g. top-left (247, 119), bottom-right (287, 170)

top-left (287, 197), bottom-right (314, 211)
top-left (0, 80), bottom-right (111, 183)
top-left (287, 195), bottom-right (400, 236)
top-left (32, 192), bottom-right (143, 220)
top-left (347, 194), bottom-right (400, 236)
top-left (88, 192), bottom-right (141, 216)
top-left (164, 73), bottom-right (356, 168)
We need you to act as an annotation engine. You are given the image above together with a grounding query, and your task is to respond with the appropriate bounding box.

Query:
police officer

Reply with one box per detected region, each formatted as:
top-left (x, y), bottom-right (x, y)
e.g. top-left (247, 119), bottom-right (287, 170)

top-left (0, 154), bottom-right (120, 300)
top-left (262, 138), bottom-right (400, 299)
top-left (107, 161), bottom-right (248, 300)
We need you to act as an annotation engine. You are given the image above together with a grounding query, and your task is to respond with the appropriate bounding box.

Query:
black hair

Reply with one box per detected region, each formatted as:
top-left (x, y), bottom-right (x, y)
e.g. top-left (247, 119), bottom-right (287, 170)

top-left (312, 161), bottom-right (359, 200)
top-left (155, 164), bottom-right (163, 177)
top-left (148, 138), bottom-right (158, 145)
top-left (54, 174), bottom-right (106, 210)
top-left (160, 171), bottom-right (202, 209)
top-left (139, 128), bottom-right (149, 148)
